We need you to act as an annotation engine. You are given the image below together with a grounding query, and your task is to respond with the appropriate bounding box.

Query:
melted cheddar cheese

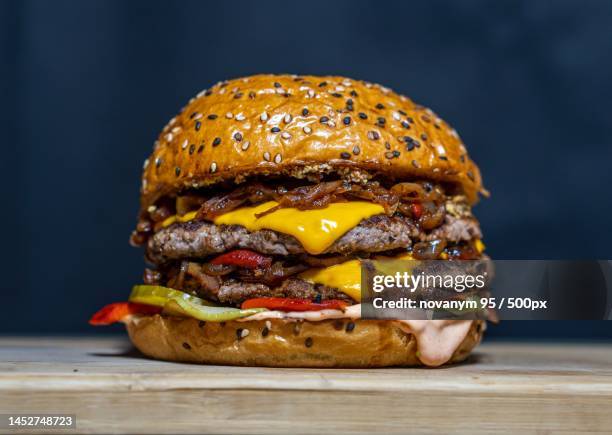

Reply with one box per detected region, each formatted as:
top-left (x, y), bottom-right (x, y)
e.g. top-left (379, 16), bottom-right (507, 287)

top-left (299, 259), bottom-right (363, 301)
top-left (212, 201), bottom-right (385, 255)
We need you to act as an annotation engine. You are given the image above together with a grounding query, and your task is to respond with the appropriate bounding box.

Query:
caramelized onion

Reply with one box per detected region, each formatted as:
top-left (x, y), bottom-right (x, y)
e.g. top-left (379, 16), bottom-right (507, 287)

top-left (238, 262), bottom-right (308, 286)
top-left (412, 240), bottom-right (447, 260)
top-left (201, 262), bottom-right (236, 276)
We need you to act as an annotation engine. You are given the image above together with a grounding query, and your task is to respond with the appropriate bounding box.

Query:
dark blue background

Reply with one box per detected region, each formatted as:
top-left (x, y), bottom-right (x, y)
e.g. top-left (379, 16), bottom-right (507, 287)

top-left (1, 0), bottom-right (611, 337)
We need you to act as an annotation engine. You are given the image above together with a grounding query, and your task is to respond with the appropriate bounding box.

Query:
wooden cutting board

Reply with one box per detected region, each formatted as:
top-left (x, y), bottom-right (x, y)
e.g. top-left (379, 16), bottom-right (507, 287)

top-left (0, 337), bottom-right (611, 434)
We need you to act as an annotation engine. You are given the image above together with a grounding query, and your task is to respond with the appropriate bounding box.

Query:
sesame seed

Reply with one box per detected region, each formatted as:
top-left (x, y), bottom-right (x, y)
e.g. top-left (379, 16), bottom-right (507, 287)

top-left (198, 321), bottom-right (206, 328)
top-left (225, 112), bottom-right (234, 119)
top-left (281, 131), bottom-right (291, 140)
top-left (210, 162), bottom-right (217, 173)
top-left (189, 144), bottom-right (196, 154)
top-left (302, 108), bottom-right (309, 116)
top-left (241, 328), bottom-right (250, 338)
top-left (303, 126), bottom-right (312, 134)
top-left (155, 157), bottom-right (162, 167)
top-left (195, 121), bottom-right (201, 131)
top-left (248, 91), bottom-right (256, 99)
top-left (352, 145), bottom-right (360, 155)
top-left (307, 89), bottom-right (315, 98)
top-left (467, 171), bottom-right (475, 181)
top-left (421, 133), bottom-right (428, 141)
top-left (189, 112), bottom-right (199, 119)
top-left (293, 322), bottom-right (301, 335)
top-left (181, 139), bottom-right (188, 150)
top-left (318, 81), bottom-right (327, 87)
top-left (274, 153), bottom-right (282, 163)
top-left (207, 114), bottom-right (217, 120)
top-left (197, 145), bottom-right (204, 153)
top-left (340, 152), bottom-right (351, 159)
top-left (261, 326), bottom-right (269, 337)
top-left (265, 320), bottom-right (272, 329)
top-left (235, 113), bottom-right (246, 121)
top-left (213, 137), bottom-right (221, 146)
top-left (385, 151), bottom-right (394, 159)
top-left (406, 142), bottom-right (415, 151)
top-left (319, 116), bottom-right (329, 124)
top-left (273, 81), bottom-right (281, 88)
top-left (367, 130), bottom-right (380, 140)
top-left (263, 152), bottom-right (271, 161)
top-left (343, 116), bottom-right (351, 125)
top-left (358, 112), bottom-right (368, 120)
top-left (402, 121), bottom-right (411, 129)
top-left (165, 132), bottom-right (173, 142)
top-left (260, 112), bottom-right (269, 122)
top-left (376, 103), bottom-right (385, 110)
top-left (143, 158), bottom-right (149, 169)
top-left (385, 142), bottom-right (391, 150)
top-left (305, 337), bottom-right (313, 348)
top-left (331, 92), bottom-right (342, 98)
top-left (241, 141), bottom-right (250, 151)
top-left (399, 110), bottom-right (407, 116)
top-left (392, 112), bottom-right (401, 121)
top-left (182, 342), bottom-right (191, 350)
top-left (284, 114), bottom-right (292, 123)
top-left (271, 127), bottom-right (281, 133)
top-left (328, 120), bottom-right (336, 127)
top-left (175, 166), bottom-right (181, 176)
top-left (377, 116), bottom-right (386, 125)
top-left (393, 150), bottom-right (401, 157)
top-left (412, 159), bottom-right (420, 168)
top-left (350, 90), bottom-right (358, 97)
top-left (346, 321), bottom-right (355, 332)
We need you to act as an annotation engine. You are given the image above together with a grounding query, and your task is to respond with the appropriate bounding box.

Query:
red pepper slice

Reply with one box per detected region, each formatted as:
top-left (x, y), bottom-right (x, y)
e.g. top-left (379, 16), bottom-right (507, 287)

top-left (241, 297), bottom-right (348, 312)
top-left (89, 302), bottom-right (161, 326)
top-left (210, 249), bottom-right (272, 269)
top-left (410, 202), bottom-right (423, 220)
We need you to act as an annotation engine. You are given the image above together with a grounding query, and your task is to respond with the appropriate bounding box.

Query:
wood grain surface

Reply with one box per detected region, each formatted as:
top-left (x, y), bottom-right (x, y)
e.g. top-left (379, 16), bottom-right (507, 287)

top-left (0, 337), bottom-right (611, 434)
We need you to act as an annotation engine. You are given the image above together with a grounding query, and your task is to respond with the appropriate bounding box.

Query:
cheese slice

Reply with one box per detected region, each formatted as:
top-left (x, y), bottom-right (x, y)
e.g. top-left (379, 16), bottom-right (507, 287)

top-left (213, 201), bottom-right (385, 255)
top-left (299, 253), bottom-right (414, 302)
top-left (299, 259), bottom-right (362, 301)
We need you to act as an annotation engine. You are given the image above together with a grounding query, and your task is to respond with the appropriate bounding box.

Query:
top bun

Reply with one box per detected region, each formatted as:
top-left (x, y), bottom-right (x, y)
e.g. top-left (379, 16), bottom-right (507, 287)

top-left (140, 74), bottom-right (484, 209)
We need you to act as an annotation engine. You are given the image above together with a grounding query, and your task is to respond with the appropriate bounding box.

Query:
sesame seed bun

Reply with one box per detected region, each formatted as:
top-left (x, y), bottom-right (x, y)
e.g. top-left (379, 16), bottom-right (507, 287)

top-left (125, 315), bottom-right (484, 368)
top-left (141, 74), bottom-right (485, 210)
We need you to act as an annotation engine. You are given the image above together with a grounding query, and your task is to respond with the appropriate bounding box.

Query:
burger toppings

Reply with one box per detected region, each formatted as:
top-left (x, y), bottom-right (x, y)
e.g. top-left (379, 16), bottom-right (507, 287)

top-left (89, 302), bottom-right (162, 325)
top-left (210, 249), bottom-right (272, 269)
top-left (241, 297), bottom-right (348, 312)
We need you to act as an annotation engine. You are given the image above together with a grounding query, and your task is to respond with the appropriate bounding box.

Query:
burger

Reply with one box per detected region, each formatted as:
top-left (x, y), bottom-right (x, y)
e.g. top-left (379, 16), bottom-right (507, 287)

top-left (90, 74), bottom-right (488, 367)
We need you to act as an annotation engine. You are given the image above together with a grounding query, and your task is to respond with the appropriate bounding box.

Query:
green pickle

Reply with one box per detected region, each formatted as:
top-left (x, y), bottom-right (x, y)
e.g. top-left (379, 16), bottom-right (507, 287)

top-left (129, 285), bottom-right (265, 321)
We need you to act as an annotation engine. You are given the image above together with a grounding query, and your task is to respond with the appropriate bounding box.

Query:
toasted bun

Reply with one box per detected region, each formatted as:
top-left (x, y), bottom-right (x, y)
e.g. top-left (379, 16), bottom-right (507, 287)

top-left (126, 315), bottom-right (484, 368)
top-left (141, 74), bottom-right (485, 210)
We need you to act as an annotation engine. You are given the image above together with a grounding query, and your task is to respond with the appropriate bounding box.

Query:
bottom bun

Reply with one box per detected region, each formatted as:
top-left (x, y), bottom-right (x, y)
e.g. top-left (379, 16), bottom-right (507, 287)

top-left (126, 315), bottom-right (484, 367)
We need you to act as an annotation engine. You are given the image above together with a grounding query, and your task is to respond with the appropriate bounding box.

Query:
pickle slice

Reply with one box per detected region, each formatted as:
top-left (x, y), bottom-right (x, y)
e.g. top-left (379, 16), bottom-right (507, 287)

top-left (129, 285), bottom-right (217, 307)
top-left (129, 285), bottom-right (265, 321)
top-left (163, 297), bottom-right (265, 321)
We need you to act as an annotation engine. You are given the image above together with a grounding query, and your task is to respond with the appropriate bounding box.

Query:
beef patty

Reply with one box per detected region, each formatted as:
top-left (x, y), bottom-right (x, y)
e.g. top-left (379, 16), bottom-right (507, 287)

top-left (147, 214), bottom-right (481, 264)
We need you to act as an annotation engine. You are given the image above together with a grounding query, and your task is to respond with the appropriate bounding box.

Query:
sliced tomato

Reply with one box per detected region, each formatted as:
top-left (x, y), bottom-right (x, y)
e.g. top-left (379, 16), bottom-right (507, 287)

top-left (241, 297), bottom-right (348, 312)
top-left (89, 302), bottom-right (162, 326)
top-left (210, 249), bottom-right (272, 269)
